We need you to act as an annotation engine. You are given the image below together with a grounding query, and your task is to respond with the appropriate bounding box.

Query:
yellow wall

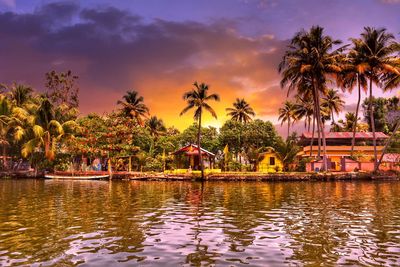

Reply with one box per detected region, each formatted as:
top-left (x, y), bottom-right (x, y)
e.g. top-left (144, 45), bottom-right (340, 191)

top-left (258, 152), bottom-right (283, 173)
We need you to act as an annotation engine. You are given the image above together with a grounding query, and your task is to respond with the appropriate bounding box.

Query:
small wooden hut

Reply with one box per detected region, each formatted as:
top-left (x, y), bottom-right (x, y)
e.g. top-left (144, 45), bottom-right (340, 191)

top-left (173, 144), bottom-right (215, 170)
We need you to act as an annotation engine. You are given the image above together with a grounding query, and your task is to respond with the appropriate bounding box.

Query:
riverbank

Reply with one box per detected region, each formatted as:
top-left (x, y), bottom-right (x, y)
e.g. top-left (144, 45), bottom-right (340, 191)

top-left (1, 170), bottom-right (399, 181)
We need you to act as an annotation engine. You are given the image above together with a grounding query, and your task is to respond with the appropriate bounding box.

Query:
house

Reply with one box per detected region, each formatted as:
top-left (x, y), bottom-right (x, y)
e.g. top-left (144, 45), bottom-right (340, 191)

top-left (257, 148), bottom-right (283, 173)
top-left (172, 144), bottom-right (216, 170)
top-left (297, 132), bottom-right (392, 171)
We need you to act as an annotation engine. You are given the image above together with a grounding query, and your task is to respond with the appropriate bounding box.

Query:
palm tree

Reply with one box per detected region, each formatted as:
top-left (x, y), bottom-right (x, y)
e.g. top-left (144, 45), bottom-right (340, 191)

top-left (279, 26), bottom-right (345, 171)
top-left (180, 82), bottom-right (220, 180)
top-left (117, 90), bottom-right (149, 126)
top-left (8, 84), bottom-right (33, 107)
top-left (321, 89), bottom-right (345, 124)
top-left (275, 132), bottom-right (300, 171)
top-left (226, 98), bottom-right (255, 123)
top-left (278, 101), bottom-right (296, 138)
top-left (294, 96), bottom-right (314, 131)
top-left (354, 27), bottom-right (399, 171)
top-left (21, 98), bottom-right (79, 161)
top-left (337, 41), bottom-right (368, 155)
top-left (146, 116), bottom-right (166, 156)
top-left (0, 95), bottom-right (12, 170)
top-left (226, 98), bottom-right (255, 164)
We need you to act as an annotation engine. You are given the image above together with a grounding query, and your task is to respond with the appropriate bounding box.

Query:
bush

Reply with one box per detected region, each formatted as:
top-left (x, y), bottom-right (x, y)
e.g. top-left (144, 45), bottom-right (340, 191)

top-left (143, 157), bottom-right (163, 172)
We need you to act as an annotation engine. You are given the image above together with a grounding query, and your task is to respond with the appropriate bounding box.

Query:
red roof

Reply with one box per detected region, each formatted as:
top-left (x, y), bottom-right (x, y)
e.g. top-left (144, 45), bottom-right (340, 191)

top-left (302, 132), bottom-right (388, 139)
top-left (173, 144), bottom-right (215, 156)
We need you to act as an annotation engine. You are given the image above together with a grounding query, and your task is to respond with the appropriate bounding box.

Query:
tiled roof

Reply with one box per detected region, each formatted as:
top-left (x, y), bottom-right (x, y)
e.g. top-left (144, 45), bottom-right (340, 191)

top-left (302, 132), bottom-right (388, 139)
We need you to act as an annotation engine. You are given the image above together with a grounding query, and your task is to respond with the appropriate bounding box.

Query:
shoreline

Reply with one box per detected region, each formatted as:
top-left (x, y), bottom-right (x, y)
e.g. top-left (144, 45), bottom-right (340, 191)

top-left (1, 170), bottom-right (399, 181)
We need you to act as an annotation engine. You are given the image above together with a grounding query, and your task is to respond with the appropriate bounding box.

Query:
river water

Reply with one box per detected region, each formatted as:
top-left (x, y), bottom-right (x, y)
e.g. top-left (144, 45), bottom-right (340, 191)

top-left (0, 179), bottom-right (399, 266)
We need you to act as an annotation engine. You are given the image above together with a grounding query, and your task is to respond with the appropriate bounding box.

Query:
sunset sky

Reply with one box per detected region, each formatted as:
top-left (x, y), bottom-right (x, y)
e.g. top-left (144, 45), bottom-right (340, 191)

top-left (0, 0), bottom-right (399, 133)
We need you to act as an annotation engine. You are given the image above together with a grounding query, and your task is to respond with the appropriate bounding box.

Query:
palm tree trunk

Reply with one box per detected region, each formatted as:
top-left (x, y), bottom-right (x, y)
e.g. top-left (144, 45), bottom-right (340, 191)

top-left (369, 77), bottom-right (378, 172)
top-left (197, 110), bottom-right (204, 180)
top-left (313, 93), bottom-right (321, 159)
top-left (351, 77), bottom-right (361, 156)
top-left (2, 144), bottom-right (7, 171)
top-left (287, 118), bottom-right (290, 139)
top-left (376, 119), bottom-right (400, 171)
top-left (310, 113), bottom-right (315, 157)
top-left (313, 79), bottom-right (327, 171)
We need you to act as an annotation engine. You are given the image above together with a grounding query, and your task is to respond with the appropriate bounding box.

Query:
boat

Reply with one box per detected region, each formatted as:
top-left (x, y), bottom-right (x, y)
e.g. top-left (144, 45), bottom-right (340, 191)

top-left (44, 174), bottom-right (110, 180)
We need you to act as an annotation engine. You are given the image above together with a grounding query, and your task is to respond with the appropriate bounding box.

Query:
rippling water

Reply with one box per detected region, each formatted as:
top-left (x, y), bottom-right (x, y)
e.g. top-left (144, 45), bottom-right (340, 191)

top-left (0, 179), bottom-right (400, 266)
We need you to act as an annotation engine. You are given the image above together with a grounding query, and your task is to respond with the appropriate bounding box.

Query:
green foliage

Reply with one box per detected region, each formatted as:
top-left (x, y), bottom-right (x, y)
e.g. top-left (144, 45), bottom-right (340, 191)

top-left (362, 97), bottom-right (399, 133)
top-left (219, 120), bottom-right (243, 156)
top-left (179, 123), bottom-right (219, 153)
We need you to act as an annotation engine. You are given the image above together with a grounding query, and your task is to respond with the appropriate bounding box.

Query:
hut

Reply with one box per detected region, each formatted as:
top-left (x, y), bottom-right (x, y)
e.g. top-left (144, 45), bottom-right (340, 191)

top-left (257, 148), bottom-right (283, 172)
top-left (173, 144), bottom-right (215, 170)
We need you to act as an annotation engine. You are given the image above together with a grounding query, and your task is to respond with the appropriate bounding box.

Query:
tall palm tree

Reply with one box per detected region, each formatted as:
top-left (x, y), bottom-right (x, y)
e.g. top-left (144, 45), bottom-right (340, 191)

top-left (279, 26), bottom-right (345, 171)
top-left (355, 27), bottom-right (399, 171)
top-left (321, 89), bottom-right (345, 124)
top-left (226, 98), bottom-right (255, 123)
top-left (278, 101), bottom-right (296, 138)
top-left (180, 82), bottom-right (220, 180)
top-left (337, 41), bottom-right (368, 155)
top-left (21, 98), bottom-right (79, 161)
top-left (117, 90), bottom-right (149, 126)
top-left (146, 116), bottom-right (166, 156)
top-left (226, 98), bottom-right (255, 164)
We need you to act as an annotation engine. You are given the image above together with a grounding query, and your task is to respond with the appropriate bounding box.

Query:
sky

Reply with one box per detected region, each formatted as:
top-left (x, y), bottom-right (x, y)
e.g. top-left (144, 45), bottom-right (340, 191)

top-left (0, 0), bottom-right (399, 134)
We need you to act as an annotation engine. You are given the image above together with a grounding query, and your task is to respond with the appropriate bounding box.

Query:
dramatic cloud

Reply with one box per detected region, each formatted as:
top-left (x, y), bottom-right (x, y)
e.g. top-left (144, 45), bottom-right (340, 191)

top-left (1, 1), bottom-right (398, 131)
top-left (0, 2), bottom-right (287, 129)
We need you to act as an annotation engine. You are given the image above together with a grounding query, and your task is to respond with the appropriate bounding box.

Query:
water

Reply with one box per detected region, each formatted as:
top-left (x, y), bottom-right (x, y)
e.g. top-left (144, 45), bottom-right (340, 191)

top-left (0, 179), bottom-right (399, 266)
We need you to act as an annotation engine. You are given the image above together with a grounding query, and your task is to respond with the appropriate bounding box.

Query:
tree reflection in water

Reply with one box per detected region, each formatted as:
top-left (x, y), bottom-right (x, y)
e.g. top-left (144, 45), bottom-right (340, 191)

top-left (0, 179), bottom-right (399, 266)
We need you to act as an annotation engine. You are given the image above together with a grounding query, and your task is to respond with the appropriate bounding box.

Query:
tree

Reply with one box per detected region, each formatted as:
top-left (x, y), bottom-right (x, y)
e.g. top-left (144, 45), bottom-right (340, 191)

top-left (294, 96), bottom-right (314, 132)
top-left (278, 101), bottom-right (296, 137)
top-left (117, 90), bottom-right (149, 126)
top-left (180, 82), bottom-right (220, 180)
top-left (354, 27), bottom-right (400, 171)
top-left (321, 89), bottom-right (345, 124)
top-left (337, 39), bottom-right (368, 155)
top-left (45, 70), bottom-right (79, 109)
top-left (146, 116), bottom-right (166, 156)
top-left (219, 120), bottom-right (243, 161)
top-left (0, 95), bottom-right (12, 169)
top-left (8, 84), bottom-right (34, 107)
top-left (362, 97), bottom-right (390, 133)
top-left (21, 98), bottom-right (79, 162)
top-left (226, 98), bottom-right (255, 123)
top-left (279, 26), bottom-right (345, 171)
top-left (275, 132), bottom-right (300, 171)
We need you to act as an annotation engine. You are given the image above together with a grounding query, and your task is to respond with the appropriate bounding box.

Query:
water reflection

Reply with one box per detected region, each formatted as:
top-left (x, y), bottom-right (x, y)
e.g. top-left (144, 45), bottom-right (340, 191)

top-left (0, 180), bottom-right (399, 266)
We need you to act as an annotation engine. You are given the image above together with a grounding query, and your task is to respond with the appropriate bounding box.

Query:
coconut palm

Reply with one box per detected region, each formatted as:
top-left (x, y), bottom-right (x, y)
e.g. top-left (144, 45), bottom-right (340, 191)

top-left (21, 98), bottom-right (79, 161)
top-left (117, 90), bottom-right (149, 126)
top-left (321, 89), bottom-right (345, 124)
top-left (278, 101), bottom-right (296, 138)
top-left (294, 96), bottom-right (314, 131)
top-left (226, 98), bottom-right (255, 123)
top-left (354, 27), bottom-right (400, 171)
top-left (180, 82), bottom-right (220, 180)
top-left (279, 26), bottom-right (345, 171)
top-left (0, 95), bottom-right (12, 169)
top-left (8, 84), bottom-right (33, 107)
top-left (146, 116), bottom-right (166, 156)
top-left (337, 41), bottom-right (368, 155)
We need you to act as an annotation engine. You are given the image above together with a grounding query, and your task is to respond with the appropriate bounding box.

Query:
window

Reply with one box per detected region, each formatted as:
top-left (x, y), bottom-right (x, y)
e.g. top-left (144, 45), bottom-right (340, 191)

top-left (269, 157), bottom-right (275, 165)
